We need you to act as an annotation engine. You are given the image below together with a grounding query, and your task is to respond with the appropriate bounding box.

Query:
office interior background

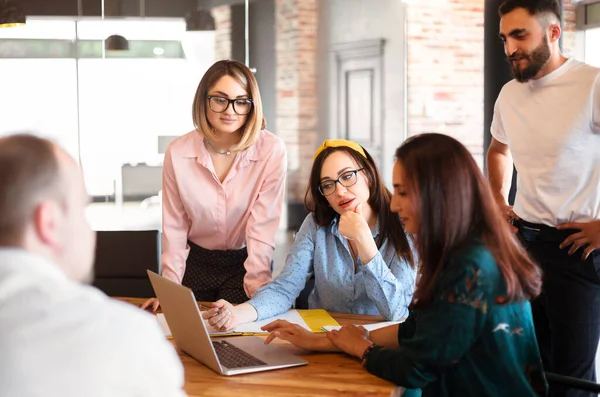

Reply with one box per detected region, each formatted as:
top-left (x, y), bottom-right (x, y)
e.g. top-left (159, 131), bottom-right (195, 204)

top-left (0, 0), bottom-right (598, 235)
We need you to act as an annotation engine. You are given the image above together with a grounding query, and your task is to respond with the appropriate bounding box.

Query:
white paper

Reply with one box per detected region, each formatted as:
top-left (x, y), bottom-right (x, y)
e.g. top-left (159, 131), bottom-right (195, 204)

top-left (234, 310), bottom-right (311, 333)
top-left (321, 320), bottom-right (401, 333)
top-left (156, 310), bottom-right (310, 337)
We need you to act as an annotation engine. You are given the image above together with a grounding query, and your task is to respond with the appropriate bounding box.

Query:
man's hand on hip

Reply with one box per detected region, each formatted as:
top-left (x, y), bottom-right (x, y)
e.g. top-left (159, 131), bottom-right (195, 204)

top-left (496, 200), bottom-right (519, 233)
top-left (558, 220), bottom-right (600, 260)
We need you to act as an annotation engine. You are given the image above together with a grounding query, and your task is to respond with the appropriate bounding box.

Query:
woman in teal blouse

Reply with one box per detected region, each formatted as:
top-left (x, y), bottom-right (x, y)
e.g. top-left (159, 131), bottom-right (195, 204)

top-left (263, 133), bottom-right (547, 397)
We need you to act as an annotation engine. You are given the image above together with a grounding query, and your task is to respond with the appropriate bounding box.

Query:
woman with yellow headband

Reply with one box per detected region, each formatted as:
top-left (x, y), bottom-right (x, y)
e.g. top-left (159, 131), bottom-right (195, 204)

top-left (203, 139), bottom-right (417, 331)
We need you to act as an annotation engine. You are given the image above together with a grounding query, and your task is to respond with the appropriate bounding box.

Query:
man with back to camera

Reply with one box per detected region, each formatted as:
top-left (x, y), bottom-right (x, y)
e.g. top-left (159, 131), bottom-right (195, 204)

top-left (487, 0), bottom-right (600, 396)
top-left (0, 134), bottom-right (186, 397)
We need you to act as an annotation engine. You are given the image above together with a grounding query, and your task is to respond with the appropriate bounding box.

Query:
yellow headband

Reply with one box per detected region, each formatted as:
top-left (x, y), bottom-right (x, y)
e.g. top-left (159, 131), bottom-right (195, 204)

top-left (313, 139), bottom-right (366, 160)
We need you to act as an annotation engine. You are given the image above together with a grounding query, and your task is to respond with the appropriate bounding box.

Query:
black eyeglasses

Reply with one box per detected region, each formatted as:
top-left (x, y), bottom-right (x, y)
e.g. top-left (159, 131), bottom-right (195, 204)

top-left (207, 95), bottom-right (253, 115)
top-left (318, 169), bottom-right (364, 196)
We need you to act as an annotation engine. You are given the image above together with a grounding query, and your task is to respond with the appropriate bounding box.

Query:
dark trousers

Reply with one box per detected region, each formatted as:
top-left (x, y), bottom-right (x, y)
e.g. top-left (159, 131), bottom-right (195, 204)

top-left (518, 220), bottom-right (600, 397)
top-left (181, 240), bottom-right (249, 304)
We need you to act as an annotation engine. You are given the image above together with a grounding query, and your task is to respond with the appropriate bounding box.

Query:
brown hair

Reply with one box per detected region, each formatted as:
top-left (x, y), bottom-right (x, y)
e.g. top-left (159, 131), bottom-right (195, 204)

top-left (395, 133), bottom-right (541, 307)
top-left (192, 60), bottom-right (266, 152)
top-left (305, 145), bottom-right (414, 267)
top-left (0, 134), bottom-right (65, 245)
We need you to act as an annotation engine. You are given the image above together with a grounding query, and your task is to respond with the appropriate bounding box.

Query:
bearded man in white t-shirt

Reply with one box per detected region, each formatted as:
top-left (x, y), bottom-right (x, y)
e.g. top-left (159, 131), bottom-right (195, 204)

top-left (487, 1), bottom-right (600, 396)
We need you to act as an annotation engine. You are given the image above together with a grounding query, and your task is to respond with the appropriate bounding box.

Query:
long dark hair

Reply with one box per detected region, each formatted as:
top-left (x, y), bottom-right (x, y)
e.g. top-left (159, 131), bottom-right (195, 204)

top-left (395, 133), bottom-right (541, 307)
top-left (305, 145), bottom-right (414, 267)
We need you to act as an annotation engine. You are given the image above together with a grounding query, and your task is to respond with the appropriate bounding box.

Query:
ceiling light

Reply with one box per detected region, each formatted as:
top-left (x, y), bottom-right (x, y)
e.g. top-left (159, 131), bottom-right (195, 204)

top-left (105, 34), bottom-right (129, 51)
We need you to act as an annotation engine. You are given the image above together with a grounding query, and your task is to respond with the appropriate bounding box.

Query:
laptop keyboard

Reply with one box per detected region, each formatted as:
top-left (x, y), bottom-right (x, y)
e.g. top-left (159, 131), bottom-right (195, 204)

top-left (212, 340), bottom-right (267, 369)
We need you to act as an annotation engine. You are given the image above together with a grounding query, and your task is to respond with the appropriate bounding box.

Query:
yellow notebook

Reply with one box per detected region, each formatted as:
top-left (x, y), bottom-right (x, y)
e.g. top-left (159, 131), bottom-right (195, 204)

top-left (297, 309), bottom-right (340, 333)
top-left (157, 309), bottom-right (340, 338)
top-left (227, 309), bottom-right (340, 336)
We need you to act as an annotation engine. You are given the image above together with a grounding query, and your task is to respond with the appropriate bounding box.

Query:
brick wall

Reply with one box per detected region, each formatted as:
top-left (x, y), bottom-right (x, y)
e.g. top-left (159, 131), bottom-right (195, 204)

top-left (562, 0), bottom-right (577, 57)
top-left (405, 0), bottom-right (486, 167)
top-left (275, 0), bottom-right (318, 201)
top-left (212, 5), bottom-right (232, 61)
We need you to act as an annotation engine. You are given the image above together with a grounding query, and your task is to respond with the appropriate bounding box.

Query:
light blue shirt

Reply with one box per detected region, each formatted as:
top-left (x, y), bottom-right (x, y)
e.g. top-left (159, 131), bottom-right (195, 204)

top-left (249, 214), bottom-right (417, 320)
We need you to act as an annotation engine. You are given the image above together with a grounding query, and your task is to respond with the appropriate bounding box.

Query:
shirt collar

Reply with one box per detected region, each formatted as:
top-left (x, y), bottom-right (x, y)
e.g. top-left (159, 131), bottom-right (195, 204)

top-left (182, 130), bottom-right (267, 166)
top-left (0, 248), bottom-right (68, 301)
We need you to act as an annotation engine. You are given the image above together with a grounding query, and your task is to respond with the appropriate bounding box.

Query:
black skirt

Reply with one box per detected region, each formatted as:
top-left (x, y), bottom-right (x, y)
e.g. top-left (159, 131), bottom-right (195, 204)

top-left (181, 240), bottom-right (249, 304)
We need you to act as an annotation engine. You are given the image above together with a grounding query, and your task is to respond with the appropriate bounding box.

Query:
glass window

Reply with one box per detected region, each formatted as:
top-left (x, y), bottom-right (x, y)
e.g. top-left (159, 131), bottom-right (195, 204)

top-left (585, 27), bottom-right (600, 67)
top-left (0, 39), bottom-right (74, 58)
top-left (0, 18), bottom-right (215, 231)
top-left (0, 19), bottom-right (78, 157)
top-left (0, 58), bottom-right (79, 157)
top-left (77, 58), bottom-right (198, 198)
top-left (0, 19), bottom-right (75, 40)
top-left (76, 40), bottom-right (184, 58)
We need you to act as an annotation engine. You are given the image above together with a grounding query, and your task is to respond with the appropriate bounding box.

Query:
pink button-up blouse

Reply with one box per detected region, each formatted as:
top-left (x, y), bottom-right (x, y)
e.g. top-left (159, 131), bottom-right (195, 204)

top-left (161, 129), bottom-right (287, 297)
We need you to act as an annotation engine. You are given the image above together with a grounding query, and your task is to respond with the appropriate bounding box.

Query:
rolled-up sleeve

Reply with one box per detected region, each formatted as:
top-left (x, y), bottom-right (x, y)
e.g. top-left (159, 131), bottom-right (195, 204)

top-left (161, 147), bottom-right (191, 284)
top-left (249, 215), bottom-right (316, 320)
top-left (363, 251), bottom-right (416, 321)
top-left (243, 139), bottom-right (287, 297)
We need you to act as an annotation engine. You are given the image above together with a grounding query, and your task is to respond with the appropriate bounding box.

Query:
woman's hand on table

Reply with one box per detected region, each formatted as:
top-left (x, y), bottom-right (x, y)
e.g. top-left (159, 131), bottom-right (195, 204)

top-left (140, 298), bottom-right (160, 312)
top-left (262, 320), bottom-right (336, 352)
top-left (326, 325), bottom-right (373, 358)
top-left (202, 301), bottom-right (258, 332)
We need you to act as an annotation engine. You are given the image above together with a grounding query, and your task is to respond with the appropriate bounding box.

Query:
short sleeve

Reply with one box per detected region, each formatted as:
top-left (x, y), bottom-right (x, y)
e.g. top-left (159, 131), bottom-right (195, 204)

top-left (592, 72), bottom-right (600, 134)
top-left (490, 95), bottom-right (508, 144)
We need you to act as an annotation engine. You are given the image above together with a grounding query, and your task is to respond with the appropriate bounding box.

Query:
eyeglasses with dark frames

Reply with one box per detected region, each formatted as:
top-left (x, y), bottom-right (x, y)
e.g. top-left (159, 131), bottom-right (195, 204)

top-left (207, 95), bottom-right (253, 115)
top-left (318, 168), bottom-right (365, 196)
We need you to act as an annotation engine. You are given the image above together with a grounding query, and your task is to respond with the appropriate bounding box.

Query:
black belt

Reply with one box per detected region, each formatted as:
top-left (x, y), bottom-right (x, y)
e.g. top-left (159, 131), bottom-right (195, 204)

top-left (515, 219), bottom-right (578, 243)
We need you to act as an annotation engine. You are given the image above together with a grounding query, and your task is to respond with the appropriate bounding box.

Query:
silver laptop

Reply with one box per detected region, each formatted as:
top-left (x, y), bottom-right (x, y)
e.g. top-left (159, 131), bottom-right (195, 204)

top-left (147, 270), bottom-right (308, 376)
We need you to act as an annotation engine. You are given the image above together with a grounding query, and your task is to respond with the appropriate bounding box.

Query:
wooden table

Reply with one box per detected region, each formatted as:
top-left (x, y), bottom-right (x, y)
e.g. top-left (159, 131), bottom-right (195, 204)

top-left (119, 298), bottom-right (396, 396)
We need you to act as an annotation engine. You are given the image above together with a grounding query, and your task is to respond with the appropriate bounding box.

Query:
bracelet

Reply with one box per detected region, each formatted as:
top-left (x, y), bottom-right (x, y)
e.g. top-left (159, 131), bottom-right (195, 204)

top-left (361, 343), bottom-right (382, 368)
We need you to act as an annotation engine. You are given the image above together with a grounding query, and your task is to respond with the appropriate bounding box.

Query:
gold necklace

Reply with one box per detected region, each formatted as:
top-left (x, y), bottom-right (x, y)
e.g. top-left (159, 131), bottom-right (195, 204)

top-left (204, 138), bottom-right (233, 156)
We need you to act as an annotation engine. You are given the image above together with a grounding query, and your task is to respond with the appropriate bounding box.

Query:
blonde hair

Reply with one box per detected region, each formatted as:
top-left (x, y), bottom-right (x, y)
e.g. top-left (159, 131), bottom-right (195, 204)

top-left (192, 60), bottom-right (266, 152)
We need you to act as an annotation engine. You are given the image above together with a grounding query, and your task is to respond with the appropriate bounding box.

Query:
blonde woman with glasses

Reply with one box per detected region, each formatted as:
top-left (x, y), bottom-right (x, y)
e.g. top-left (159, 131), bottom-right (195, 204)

top-left (142, 60), bottom-right (287, 311)
top-left (202, 140), bottom-right (417, 331)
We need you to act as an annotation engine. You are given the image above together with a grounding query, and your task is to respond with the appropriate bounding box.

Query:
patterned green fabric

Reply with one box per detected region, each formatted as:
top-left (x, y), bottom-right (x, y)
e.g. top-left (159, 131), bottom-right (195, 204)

top-left (365, 242), bottom-right (547, 397)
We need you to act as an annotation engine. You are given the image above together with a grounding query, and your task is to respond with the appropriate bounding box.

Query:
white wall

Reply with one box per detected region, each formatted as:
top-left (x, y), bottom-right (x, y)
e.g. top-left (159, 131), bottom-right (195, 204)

top-left (317, 0), bottom-right (407, 187)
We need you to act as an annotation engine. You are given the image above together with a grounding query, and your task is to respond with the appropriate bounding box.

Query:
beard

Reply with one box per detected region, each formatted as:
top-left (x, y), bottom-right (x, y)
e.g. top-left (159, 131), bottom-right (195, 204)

top-left (508, 36), bottom-right (551, 83)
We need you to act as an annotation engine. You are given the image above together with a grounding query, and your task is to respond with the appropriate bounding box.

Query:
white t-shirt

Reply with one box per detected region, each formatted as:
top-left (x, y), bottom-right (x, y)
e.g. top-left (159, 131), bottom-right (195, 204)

top-left (0, 249), bottom-right (186, 397)
top-left (491, 58), bottom-right (600, 226)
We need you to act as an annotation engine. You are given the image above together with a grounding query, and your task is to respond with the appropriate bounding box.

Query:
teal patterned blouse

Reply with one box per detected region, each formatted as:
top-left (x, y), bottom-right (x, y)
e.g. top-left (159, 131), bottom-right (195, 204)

top-left (364, 242), bottom-right (547, 397)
